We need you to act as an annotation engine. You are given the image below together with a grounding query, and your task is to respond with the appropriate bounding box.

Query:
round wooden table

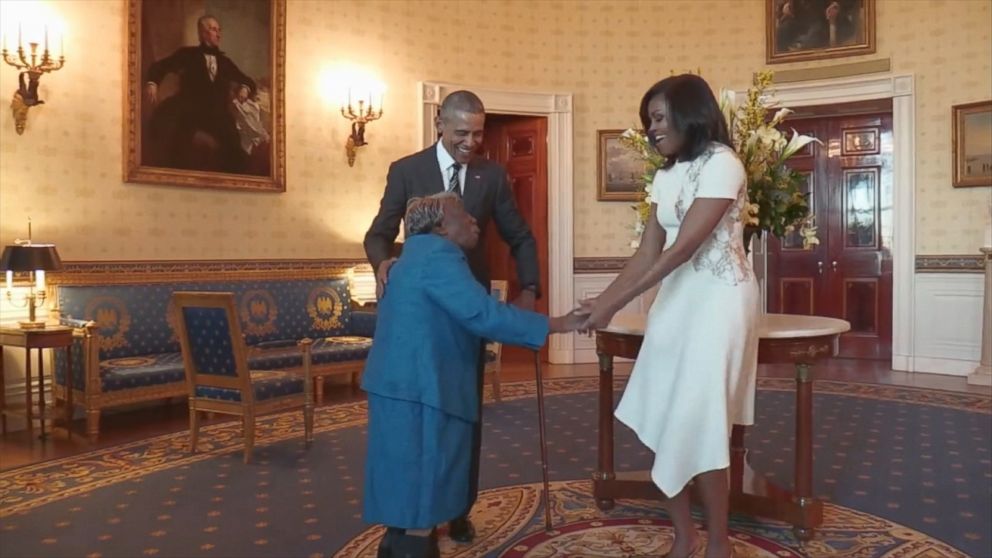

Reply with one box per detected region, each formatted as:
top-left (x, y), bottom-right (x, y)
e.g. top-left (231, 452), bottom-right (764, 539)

top-left (593, 313), bottom-right (850, 540)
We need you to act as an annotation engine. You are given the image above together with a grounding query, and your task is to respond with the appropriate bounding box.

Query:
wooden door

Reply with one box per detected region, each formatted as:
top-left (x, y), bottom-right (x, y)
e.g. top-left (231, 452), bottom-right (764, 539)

top-left (766, 100), bottom-right (893, 360)
top-left (481, 114), bottom-right (550, 363)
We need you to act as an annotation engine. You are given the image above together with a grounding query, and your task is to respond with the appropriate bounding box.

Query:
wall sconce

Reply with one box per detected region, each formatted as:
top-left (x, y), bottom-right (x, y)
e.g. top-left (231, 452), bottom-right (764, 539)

top-left (340, 88), bottom-right (383, 167)
top-left (1, 221), bottom-right (63, 329)
top-left (1, 22), bottom-right (66, 134)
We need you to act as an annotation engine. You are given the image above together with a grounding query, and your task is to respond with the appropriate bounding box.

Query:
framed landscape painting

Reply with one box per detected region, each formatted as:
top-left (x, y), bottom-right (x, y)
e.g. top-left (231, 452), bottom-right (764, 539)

top-left (952, 101), bottom-right (992, 188)
top-left (597, 130), bottom-right (647, 202)
top-left (124, 0), bottom-right (286, 192)
top-left (766, 0), bottom-right (876, 64)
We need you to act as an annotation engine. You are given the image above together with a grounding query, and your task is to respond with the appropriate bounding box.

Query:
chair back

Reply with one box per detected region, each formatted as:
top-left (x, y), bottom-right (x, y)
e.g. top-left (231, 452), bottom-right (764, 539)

top-left (172, 292), bottom-right (253, 403)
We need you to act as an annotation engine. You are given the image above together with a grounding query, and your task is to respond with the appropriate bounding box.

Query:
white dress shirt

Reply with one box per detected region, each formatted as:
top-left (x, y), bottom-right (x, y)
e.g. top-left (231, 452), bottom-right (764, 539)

top-left (436, 141), bottom-right (466, 195)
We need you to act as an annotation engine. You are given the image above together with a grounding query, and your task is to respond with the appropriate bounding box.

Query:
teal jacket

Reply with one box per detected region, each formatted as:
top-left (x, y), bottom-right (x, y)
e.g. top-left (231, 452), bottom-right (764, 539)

top-left (360, 233), bottom-right (549, 422)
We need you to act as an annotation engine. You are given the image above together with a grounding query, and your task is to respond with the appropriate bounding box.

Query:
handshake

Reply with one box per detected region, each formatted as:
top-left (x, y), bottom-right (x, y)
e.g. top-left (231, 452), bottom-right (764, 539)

top-left (547, 298), bottom-right (610, 335)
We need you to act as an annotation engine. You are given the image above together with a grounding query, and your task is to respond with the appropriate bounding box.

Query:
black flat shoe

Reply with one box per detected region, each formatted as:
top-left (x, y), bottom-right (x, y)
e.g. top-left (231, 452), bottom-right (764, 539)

top-left (391, 531), bottom-right (439, 558)
top-left (448, 517), bottom-right (476, 543)
top-left (377, 527), bottom-right (405, 558)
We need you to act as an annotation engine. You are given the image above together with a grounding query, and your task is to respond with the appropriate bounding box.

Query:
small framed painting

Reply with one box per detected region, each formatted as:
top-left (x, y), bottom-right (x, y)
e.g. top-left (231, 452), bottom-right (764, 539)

top-left (952, 101), bottom-right (992, 188)
top-left (597, 130), bottom-right (647, 202)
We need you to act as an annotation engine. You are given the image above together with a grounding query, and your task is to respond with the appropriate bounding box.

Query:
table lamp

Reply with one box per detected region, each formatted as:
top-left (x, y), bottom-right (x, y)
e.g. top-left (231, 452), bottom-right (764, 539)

top-left (1, 243), bottom-right (63, 329)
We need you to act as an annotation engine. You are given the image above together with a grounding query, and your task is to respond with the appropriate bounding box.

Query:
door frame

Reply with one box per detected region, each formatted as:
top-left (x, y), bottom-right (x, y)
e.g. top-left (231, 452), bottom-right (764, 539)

top-left (748, 73), bottom-right (915, 370)
top-left (420, 82), bottom-right (575, 363)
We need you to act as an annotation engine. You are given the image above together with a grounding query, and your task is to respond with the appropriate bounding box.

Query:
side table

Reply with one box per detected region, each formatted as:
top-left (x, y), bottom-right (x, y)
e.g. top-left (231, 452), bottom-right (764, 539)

top-left (0, 325), bottom-right (75, 439)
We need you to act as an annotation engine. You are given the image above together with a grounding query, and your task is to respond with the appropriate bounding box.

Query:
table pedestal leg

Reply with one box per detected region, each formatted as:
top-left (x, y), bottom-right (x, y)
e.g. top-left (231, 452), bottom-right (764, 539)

top-left (594, 352), bottom-right (616, 510)
top-left (793, 362), bottom-right (818, 541)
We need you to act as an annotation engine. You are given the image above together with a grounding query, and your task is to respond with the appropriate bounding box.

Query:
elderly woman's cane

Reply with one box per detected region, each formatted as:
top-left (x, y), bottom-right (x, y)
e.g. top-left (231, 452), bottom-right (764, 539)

top-left (533, 350), bottom-right (553, 531)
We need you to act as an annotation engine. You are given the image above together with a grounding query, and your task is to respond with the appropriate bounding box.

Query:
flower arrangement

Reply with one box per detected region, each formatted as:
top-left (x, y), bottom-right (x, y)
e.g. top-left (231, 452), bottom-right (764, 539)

top-left (622, 70), bottom-right (819, 252)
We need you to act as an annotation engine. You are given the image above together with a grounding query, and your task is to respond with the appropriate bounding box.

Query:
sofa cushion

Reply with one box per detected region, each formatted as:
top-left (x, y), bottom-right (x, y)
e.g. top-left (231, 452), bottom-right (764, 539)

top-left (248, 336), bottom-right (372, 371)
top-left (100, 353), bottom-right (186, 392)
top-left (194, 370), bottom-right (304, 402)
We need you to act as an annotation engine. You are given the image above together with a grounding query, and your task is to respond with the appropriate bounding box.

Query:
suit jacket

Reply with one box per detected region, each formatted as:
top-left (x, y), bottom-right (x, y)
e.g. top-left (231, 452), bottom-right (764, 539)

top-left (146, 45), bottom-right (257, 120)
top-left (360, 234), bottom-right (549, 422)
top-left (364, 144), bottom-right (540, 293)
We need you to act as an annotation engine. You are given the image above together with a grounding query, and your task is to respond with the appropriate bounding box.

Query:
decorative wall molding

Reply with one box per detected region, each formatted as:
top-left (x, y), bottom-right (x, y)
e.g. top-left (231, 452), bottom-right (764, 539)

top-left (48, 259), bottom-right (367, 286)
top-left (915, 255), bottom-right (985, 273)
top-left (573, 272), bottom-right (657, 364)
top-left (905, 273), bottom-right (984, 375)
top-left (421, 81), bottom-right (575, 363)
top-left (574, 257), bottom-right (628, 274)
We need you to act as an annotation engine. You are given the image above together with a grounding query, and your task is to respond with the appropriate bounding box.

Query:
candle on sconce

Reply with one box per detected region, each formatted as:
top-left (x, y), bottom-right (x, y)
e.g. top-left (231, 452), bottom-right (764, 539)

top-left (18, 23), bottom-right (22, 49)
top-left (35, 270), bottom-right (45, 291)
top-left (60, 33), bottom-right (63, 58)
top-left (44, 24), bottom-right (48, 52)
top-left (5, 270), bottom-right (12, 290)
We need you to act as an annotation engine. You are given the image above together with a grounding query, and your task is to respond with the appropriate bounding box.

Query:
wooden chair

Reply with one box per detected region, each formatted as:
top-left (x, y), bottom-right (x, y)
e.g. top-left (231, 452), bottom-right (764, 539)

top-left (172, 292), bottom-right (314, 463)
top-left (484, 280), bottom-right (508, 402)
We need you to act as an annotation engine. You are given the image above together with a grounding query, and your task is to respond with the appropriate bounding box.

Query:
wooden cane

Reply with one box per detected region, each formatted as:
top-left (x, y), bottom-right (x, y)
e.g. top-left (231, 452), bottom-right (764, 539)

top-left (534, 350), bottom-right (553, 532)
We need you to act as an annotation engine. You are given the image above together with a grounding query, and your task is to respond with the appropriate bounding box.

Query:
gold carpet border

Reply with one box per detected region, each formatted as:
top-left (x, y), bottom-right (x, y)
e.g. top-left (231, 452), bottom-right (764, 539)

top-left (0, 378), bottom-right (987, 517)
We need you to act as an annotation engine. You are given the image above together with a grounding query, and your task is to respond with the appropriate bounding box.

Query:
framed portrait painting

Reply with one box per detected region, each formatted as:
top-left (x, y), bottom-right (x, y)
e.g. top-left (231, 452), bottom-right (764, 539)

top-left (597, 130), bottom-right (647, 202)
top-left (124, 0), bottom-right (286, 192)
top-left (952, 101), bottom-right (992, 188)
top-left (766, 0), bottom-right (876, 64)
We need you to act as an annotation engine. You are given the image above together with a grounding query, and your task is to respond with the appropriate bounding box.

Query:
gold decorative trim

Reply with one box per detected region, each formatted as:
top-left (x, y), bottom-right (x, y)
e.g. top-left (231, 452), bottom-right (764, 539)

top-left (915, 255), bottom-right (984, 273)
top-left (48, 259), bottom-right (366, 286)
top-left (574, 257), bottom-right (628, 274)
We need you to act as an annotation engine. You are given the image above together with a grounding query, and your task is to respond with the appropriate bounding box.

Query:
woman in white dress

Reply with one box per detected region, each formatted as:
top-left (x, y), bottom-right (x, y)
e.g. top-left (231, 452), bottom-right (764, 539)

top-left (580, 74), bottom-right (759, 558)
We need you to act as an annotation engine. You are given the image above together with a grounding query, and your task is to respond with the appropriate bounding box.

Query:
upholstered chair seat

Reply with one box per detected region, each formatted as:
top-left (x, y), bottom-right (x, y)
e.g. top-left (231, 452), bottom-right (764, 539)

top-left (172, 292), bottom-right (314, 463)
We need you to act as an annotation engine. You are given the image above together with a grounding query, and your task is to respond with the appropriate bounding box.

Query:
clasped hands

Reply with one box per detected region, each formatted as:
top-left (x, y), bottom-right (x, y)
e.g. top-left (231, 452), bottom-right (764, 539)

top-left (375, 258), bottom-right (614, 333)
top-left (549, 297), bottom-right (614, 335)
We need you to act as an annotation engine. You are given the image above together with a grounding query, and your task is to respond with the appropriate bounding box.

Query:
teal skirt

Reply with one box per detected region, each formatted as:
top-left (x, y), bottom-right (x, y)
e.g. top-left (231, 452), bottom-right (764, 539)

top-left (363, 394), bottom-right (473, 529)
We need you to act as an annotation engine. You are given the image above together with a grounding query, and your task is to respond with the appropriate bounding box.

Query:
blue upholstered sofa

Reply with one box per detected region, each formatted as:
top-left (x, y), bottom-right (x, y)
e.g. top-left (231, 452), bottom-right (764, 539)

top-left (55, 276), bottom-right (375, 442)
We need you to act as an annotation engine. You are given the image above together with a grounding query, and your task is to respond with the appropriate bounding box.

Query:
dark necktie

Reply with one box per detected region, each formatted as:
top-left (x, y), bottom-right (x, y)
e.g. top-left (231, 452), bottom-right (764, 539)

top-left (448, 162), bottom-right (461, 196)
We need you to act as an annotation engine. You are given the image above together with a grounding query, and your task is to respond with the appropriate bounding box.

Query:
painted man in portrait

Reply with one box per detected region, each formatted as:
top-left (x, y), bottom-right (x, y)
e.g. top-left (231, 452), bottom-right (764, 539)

top-left (775, 0), bottom-right (862, 52)
top-left (144, 14), bottom-right (260, 174)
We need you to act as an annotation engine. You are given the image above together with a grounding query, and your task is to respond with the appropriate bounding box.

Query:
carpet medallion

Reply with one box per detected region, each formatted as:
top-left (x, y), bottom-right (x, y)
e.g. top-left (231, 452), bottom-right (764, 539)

top-left (335, 480), bottom-right (966, 557)
top-left (0, 378), bottom-right (988, 558)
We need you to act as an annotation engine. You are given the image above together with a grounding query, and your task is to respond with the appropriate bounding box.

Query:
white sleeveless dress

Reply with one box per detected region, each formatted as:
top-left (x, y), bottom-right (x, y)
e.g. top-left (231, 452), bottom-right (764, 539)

top-left (614, 143), bottom-right (760, 497)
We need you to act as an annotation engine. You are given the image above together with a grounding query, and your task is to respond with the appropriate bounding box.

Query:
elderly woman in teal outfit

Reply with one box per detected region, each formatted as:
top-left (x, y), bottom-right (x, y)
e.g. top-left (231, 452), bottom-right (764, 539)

top-left (362, 192), bottom-right (581, 558)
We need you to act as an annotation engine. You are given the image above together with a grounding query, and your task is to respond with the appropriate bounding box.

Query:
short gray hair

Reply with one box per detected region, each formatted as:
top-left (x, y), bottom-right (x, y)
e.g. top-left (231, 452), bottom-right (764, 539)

top-left (440, 90), bottom-right (484, 121)
top-left (405, 192), bottom-right (460, 236)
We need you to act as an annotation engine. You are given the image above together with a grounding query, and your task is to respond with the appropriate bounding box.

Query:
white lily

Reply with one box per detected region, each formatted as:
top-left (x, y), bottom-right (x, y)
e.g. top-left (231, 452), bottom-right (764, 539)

top-left (780, 129), bottom-right (819, 161)
top-left (769, 107), bottom-right (793, 127)
top-left (719, 88), bottom-right (737, 128)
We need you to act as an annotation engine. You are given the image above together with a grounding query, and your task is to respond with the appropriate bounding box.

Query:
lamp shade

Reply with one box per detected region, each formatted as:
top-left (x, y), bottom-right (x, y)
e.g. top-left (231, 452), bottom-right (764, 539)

top-left (0, 244), bottom-right (63, 272)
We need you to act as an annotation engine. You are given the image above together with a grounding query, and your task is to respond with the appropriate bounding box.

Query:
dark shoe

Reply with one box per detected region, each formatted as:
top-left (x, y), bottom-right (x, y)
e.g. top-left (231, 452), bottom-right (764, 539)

top-left (377, 527), bottom-right (405, 558)
top-left (448, 516), bottom-right (476, 543)
top-left (391, 531), bottom-right (439, 558)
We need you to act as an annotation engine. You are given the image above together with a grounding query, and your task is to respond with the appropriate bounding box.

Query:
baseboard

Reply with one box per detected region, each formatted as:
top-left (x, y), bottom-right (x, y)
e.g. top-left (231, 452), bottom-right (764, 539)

top-left (549, 348), bottom-right (573, 365)
top-left (909, 356), bottom-right (980, 376)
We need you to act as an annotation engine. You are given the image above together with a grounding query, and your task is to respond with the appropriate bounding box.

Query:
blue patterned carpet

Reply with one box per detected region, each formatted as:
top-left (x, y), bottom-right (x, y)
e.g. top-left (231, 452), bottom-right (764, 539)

top-left (0, 378), bottom-right (989, 557)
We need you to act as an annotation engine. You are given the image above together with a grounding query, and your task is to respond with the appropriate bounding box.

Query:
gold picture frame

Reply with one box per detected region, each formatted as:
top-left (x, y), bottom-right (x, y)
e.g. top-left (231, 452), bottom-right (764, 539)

top-left (766, 0), bottom-right (876, 64)
top-left (952, 101), bottom-right (992, 188)
top-left (124, 0), bottom-right (286, 192)
top-left (597, 130), bottom-right (647, 202)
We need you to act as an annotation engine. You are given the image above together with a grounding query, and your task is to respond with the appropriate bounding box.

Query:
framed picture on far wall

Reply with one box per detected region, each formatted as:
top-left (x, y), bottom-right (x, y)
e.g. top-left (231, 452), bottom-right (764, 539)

top-left (124, 0), bottom-right (286, 192)
top-left (597, 130), bottom-right (647, 202)
top-left (952, 101), bottom-right (992, 188)
top-left (766, 0), bottom-right (876, 64)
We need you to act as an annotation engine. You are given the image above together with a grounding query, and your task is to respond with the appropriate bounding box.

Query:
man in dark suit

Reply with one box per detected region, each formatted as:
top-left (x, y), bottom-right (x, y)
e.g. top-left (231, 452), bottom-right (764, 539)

top-left (364, 90), bottom-right (541, 544)
top-left (144, 14), bottom-right (256, 173)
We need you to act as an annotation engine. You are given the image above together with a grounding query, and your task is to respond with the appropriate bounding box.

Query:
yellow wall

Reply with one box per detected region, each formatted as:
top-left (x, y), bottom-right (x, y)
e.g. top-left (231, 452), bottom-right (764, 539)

top-left (1, 0), bottom-right (989, 260)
